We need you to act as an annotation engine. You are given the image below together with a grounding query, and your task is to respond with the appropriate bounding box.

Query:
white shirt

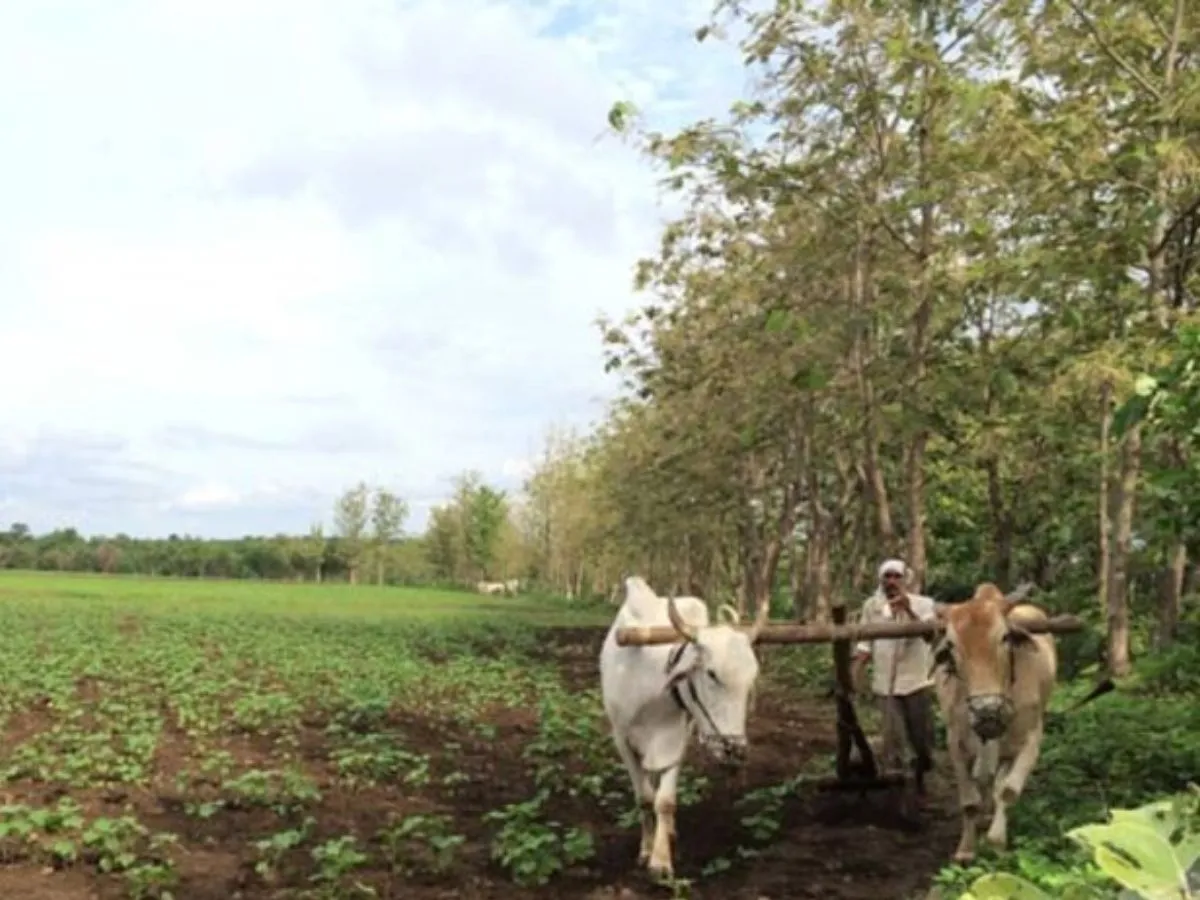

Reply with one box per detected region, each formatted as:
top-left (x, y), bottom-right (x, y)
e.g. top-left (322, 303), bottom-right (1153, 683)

top-left (855, 591), bottom-right (938, 697)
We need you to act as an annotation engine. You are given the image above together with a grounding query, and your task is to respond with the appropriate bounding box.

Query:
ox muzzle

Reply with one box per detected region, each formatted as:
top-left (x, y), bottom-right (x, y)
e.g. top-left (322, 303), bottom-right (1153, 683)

top-left (966, 694), bottom-right (1014, 742)
top-left (699, 733), bottom-right (748, 768)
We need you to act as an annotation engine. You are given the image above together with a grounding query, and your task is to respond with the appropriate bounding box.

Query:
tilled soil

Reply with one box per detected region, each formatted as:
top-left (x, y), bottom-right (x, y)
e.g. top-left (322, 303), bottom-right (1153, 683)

top-left (0, 627), bottom-right (961, 899)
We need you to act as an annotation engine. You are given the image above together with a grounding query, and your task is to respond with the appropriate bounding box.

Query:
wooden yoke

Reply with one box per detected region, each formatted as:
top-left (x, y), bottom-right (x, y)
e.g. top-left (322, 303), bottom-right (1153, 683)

top-left (612, 581), bottom-right (1087, 800)
top-left (614, 614), bottom-right (1086, 646)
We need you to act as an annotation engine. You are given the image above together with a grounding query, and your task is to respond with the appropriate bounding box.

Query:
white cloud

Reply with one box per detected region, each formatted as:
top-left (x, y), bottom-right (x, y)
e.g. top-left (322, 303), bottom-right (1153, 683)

top-left (176, 483), bottom-right (242, 511)
top-left (0, 0), bottom-right (748, 538)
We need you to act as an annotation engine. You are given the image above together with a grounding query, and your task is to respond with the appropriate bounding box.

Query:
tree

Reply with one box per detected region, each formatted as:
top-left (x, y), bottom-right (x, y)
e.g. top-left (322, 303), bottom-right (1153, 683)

top-left (1115, 323), bottom-right (1200, 648)
top-left (423, 504), bottom-right (462, 584)
top-left (463, 481), bottom-right (508, 581)
top-left (333, 483), bottom-right (370, 585)
top-left (370, 489), bottom-right (409, 585)
top-left (571, 0), bottom-right (1200, 654)
top-left (294, 524), bottom-right (326, 583)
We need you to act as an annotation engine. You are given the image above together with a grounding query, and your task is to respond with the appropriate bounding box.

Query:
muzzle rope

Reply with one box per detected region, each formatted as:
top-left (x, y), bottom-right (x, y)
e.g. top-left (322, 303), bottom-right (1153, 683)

top-left (664, 644), bottom-right (739, 750)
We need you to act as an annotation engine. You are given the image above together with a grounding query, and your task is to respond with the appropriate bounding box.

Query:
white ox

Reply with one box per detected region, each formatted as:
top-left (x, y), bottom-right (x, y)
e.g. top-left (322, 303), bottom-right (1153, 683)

top-left (930, 582), bottom-right (1057, 862)
top-left (475, 581), bottom-right (506, 596)
top-left (599, 576), bottom-right (769, 880)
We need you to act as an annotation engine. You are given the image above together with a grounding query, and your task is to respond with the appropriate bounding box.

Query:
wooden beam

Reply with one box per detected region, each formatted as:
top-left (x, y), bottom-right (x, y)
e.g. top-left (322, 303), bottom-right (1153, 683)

top-left (614, 614), bottom-right (1087, 647)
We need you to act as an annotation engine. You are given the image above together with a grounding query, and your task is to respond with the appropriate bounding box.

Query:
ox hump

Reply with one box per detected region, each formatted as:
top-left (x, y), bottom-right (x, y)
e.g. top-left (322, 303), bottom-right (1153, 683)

top-left (1007, 603), bottom-right (1049, 627)
top-left (972, 582), bottom-right (1006, 606)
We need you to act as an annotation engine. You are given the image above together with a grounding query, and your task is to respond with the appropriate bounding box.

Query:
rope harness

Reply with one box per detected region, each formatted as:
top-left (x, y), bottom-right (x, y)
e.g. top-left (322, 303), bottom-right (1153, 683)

top-left (664, 643), bottom-right (725, 738)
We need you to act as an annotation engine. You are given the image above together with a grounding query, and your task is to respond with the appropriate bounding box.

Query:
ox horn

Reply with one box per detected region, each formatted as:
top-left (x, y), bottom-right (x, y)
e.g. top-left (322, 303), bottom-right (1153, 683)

top-left (666, 596), bottom-right (698, 642)
top-left (1003, 581), bottom-right (1036, 612)
top-left (747, 595), bottom-right (772, 643)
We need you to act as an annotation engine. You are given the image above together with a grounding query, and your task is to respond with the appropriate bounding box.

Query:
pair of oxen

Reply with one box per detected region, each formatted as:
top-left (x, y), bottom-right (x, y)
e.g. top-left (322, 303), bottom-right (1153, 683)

top-left (598, 576), bottom-right (1068, 879)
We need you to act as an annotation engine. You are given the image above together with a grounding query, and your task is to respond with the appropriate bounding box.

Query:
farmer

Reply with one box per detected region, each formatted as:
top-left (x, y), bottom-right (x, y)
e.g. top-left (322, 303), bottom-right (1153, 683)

top-left (851, 558), bottom-right (939, 787)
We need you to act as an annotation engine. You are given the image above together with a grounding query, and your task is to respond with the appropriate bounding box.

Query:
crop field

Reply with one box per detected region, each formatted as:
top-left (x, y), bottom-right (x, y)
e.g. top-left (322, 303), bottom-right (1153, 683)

top-left (0, 572), bottom-right (964, 900)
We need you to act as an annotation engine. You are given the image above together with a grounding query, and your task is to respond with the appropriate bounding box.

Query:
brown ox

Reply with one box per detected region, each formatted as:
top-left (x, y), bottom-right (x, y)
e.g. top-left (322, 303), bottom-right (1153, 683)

top-left (930, 583), bottom-right (1056, 862)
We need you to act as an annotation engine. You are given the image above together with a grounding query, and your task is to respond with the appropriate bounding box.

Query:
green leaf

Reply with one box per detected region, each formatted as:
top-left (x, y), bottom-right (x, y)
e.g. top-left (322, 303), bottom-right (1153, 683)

top-left (790, 363), bottom-right (830, 391)
top-left (1058, 884), bottom-right (1103, 900)
top-left (1107, 796), bottom-right (1200, 871)
top-left (1112, 394), bottom-right (1150, 437)
top-left (964, 872), bottom-right (1054, 899)
top-left (1067, 820), bottom-right (1190, 899)
top-left (1134, 373), bottom-right (1159, 397)
top-left (607, 100), bottom-right (637, 133)
top-left (765, 308), bottom-right (791, 333)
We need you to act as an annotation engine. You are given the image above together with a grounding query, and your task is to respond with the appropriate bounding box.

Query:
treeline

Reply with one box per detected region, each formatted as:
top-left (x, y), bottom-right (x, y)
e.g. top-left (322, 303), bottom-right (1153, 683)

top-left (507, 0), bottom-right (1200, 675)
top-left (0, 473), bottom-right (532, 588)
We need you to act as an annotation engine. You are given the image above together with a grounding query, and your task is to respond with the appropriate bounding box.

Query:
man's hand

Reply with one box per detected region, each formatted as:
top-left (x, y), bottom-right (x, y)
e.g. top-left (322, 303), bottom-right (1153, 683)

top-left (888, 593), bottom-right (915, 620)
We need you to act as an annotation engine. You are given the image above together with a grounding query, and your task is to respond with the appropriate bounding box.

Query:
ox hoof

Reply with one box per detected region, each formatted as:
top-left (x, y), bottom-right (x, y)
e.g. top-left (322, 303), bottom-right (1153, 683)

top-left (952, 851), bottom-right (975, 865)
top-left (985, 829), bottom-right (1008, 850)
top-left (647, 860), bottom-right (674, 882)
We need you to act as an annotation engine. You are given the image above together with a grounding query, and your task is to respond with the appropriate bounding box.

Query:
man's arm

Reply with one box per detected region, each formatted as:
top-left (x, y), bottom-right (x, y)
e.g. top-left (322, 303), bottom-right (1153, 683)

top-left (913, 594), bottom-right (940, 642)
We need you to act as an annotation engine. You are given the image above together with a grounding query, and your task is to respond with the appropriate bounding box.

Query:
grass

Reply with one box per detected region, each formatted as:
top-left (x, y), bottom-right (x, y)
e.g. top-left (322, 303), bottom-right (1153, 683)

top-left (0, 570), bottom-right (613, 625)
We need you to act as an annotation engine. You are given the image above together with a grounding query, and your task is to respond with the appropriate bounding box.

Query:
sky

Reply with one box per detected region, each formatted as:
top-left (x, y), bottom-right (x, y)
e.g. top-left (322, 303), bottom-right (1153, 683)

top-left (0, 0), bottom-right (753, 538)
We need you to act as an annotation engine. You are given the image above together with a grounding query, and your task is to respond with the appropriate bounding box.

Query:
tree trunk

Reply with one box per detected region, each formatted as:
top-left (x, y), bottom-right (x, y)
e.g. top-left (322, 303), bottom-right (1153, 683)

top-left (812, 520), bottom-right (832, 623)
top-left (738, 458), bottom-right (798, 613)
top-left (985, 456), bottom-right (1014, 586)
top-left (1156, 540), bottom-right (1186, 649)
top-left (902, 2), bottom-right (939, 596)
top-left (1098, 380), bottom-right (1113, 621)
top-left (1105, 424), bottom-right (1141, 677)
top-left (850, 243), bottom-right (895, 552)
top-left (1135, 0), bottom-right (1184, 656)
top-left (980, 314), bottom-right (1012, 585)
top-left (802, 441), bottom-right (833, 623)
top-left (748, 509), bottom-right (793, 614)
top-left (906, 433), bottom-right (930, 592)
top-left (734, 540), bottom-right (750, 618)
top-left (789, 538), bottom-right (805, 621)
